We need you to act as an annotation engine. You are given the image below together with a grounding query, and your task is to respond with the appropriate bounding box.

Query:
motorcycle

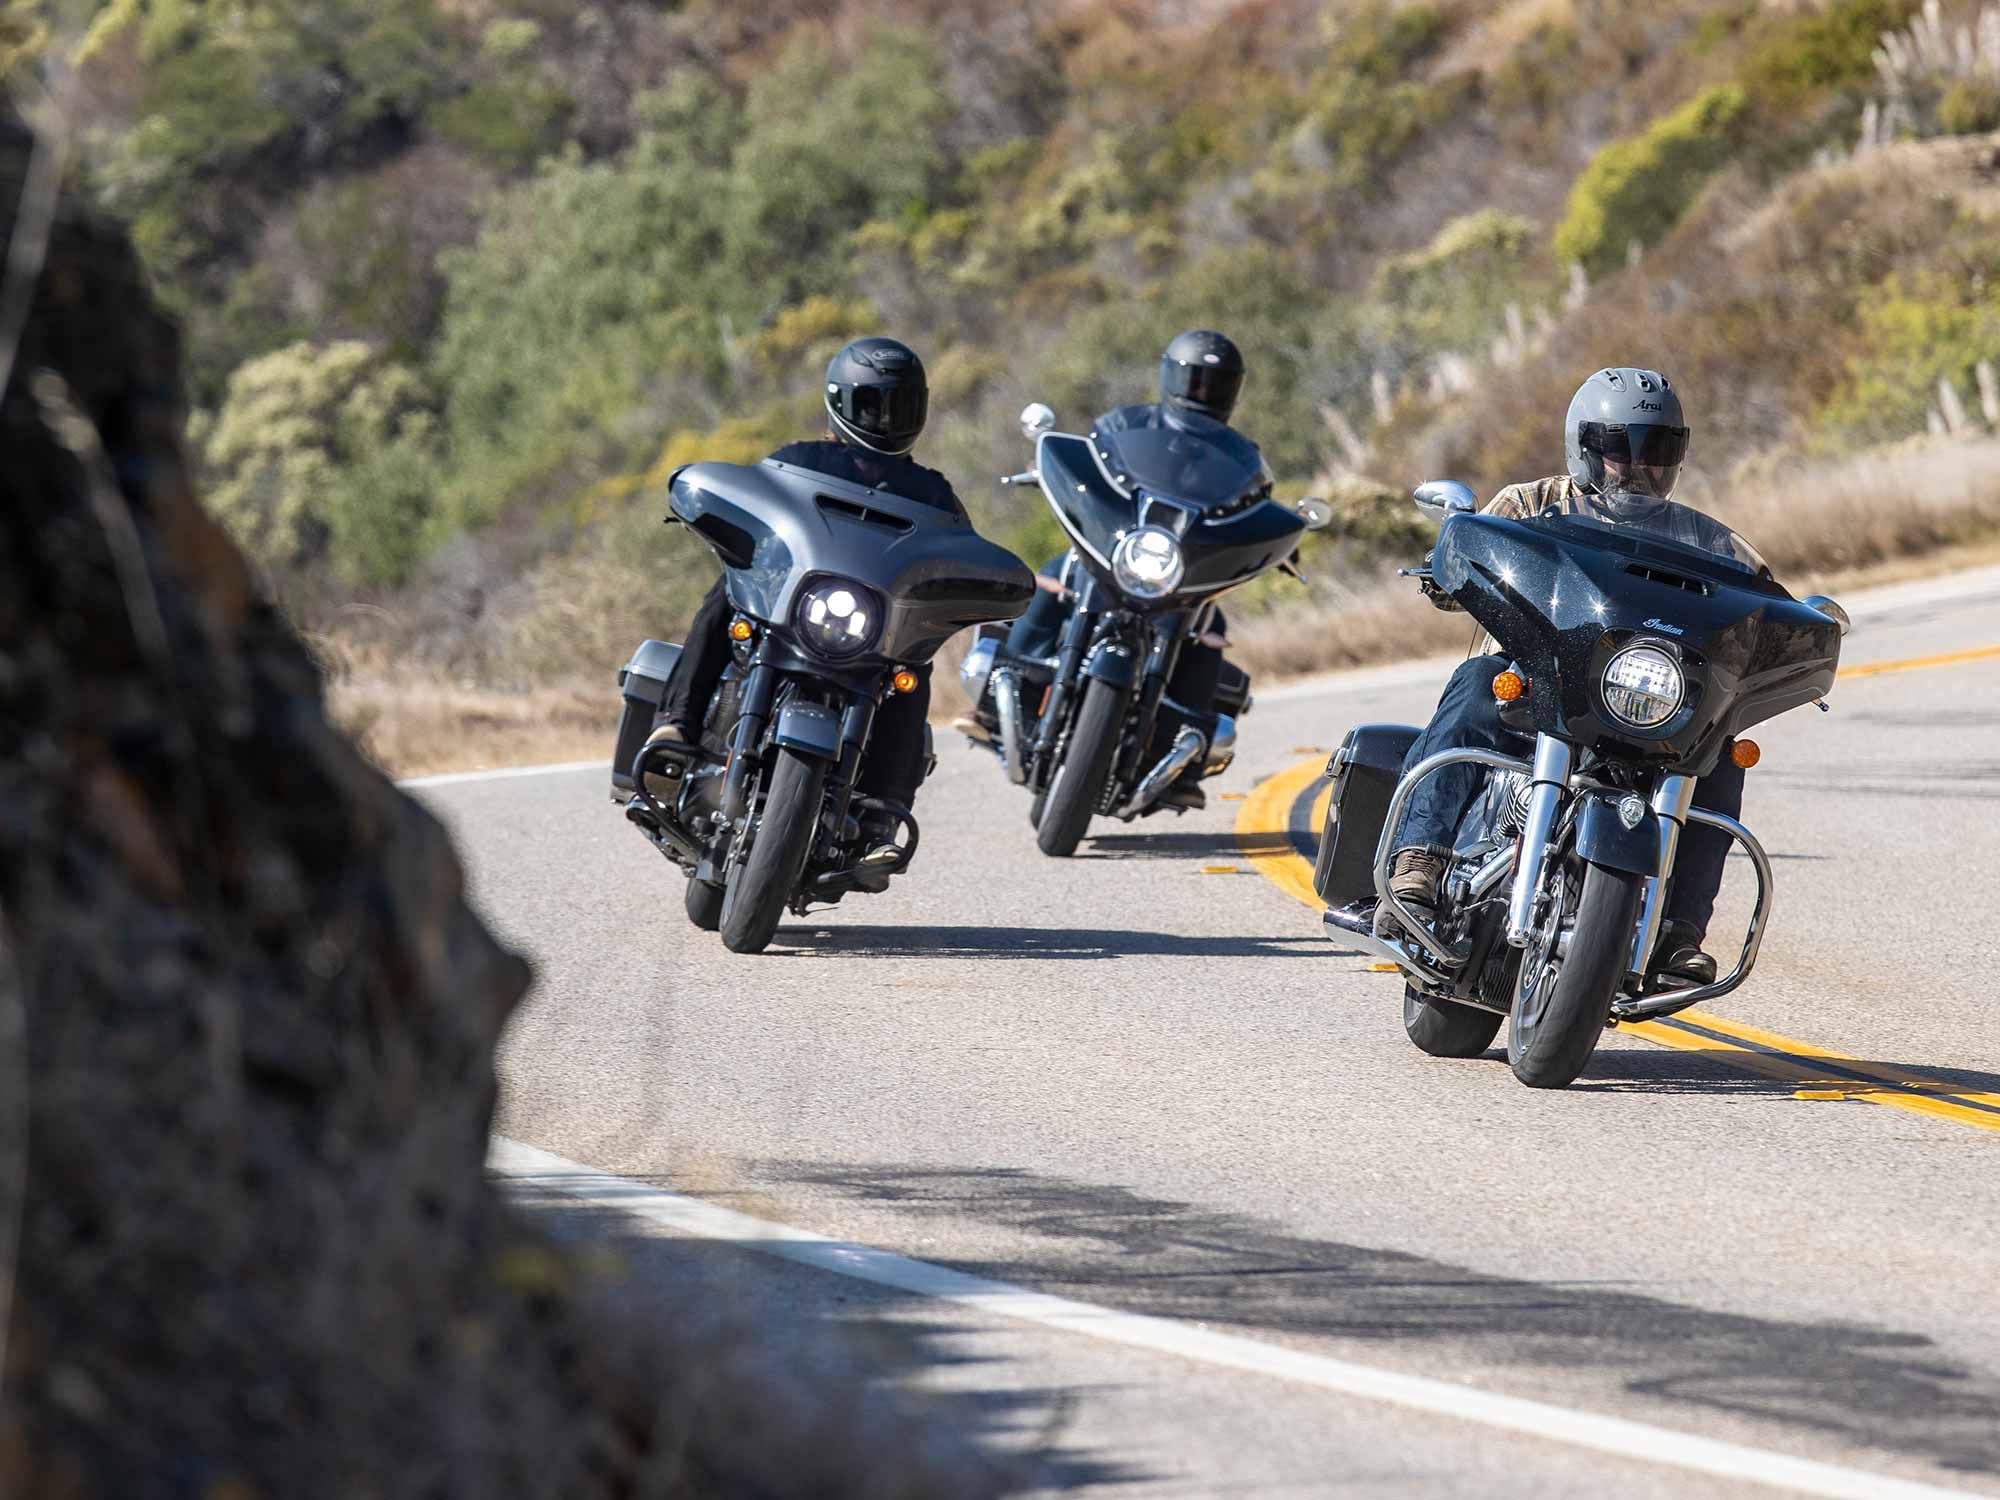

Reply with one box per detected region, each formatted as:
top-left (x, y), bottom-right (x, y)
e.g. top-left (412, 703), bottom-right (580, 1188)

top-left (609, 457), bottom-right (1034, 954)
top-left (1314, 481), bottom-right (1848, 1088)
top-left (959, 400), bottom-right (1333, 857)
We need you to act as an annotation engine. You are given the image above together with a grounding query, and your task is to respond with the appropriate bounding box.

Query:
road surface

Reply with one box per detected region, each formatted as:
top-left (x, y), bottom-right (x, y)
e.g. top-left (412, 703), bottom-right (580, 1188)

top-left (422, 565), bottom-right (2000, 1497)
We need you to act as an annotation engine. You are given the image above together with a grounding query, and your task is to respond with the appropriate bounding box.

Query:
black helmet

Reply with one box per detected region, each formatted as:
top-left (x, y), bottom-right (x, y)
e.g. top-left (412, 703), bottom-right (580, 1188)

top-left (1160, 329), bottom-right (1245, 423)
top-left (824, 336), bottom-right (929, 456)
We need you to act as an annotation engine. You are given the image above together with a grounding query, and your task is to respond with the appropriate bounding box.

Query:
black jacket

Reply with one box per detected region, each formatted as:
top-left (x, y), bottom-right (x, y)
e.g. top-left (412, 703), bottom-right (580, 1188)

top-left (767, 441), bottom-right (963, 517)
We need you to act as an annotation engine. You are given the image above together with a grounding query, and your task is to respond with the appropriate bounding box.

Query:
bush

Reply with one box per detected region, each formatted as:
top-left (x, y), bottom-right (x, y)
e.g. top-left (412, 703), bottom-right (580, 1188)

top-left (1552, 84), bottom-right (1749, 274)
top-left (1815, 272), bottom-right (2000, 446)
top-left (202, 341), bottom-right (440, 583)
top-left (1374, 210), bottom-right (1542, 354)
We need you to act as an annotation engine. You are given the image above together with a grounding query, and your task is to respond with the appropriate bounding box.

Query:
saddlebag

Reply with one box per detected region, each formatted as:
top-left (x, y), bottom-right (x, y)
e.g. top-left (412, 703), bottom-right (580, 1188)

top-left (1214, 659), bottom-right (1252, 718)
top-left (1310, 723), bottom-right (1421, 908)
top-left (611, 639), bottom-right (683, 796)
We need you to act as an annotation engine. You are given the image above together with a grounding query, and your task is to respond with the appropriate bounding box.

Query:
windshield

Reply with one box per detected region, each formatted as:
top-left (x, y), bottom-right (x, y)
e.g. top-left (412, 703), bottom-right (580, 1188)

top-left (1528, 490), bottom-right (1768, 575)
top-left (1090, 404), bottom-right (1269, 511)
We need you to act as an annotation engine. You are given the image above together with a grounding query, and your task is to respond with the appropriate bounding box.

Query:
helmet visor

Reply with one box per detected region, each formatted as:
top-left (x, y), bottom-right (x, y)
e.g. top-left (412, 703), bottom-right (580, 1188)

top-left (1578, 420), bottom-right (1687, 500)
top-left (838, 382), bottom-right (928, 443)
top-left (1161, 358), bottom-right (1244, 419)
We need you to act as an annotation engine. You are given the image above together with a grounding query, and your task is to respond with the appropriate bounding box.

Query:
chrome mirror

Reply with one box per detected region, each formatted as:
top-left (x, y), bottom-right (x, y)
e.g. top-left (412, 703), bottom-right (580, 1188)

top-left (1294, 496), bottom-right (1334, 531)
top-left (1019, 402), bottom-right (1056, 439)
top-left (1412, 480), bottom-right (1478, 524)
top-left (1803, 595), bottom-right (1851, 637)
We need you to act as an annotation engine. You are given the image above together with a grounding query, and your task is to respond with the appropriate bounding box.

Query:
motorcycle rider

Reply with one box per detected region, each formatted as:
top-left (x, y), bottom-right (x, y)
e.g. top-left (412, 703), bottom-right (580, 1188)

top-left (976, 329), bottom-right (1253, 809)
top-left (1381, 368), bottom-right (1745, 988)
top-left (650, 336), bottom-right (956, 857)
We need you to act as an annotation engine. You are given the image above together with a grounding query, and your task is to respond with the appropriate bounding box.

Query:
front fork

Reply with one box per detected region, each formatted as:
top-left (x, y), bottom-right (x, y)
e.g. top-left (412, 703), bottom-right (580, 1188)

top-left (1627, 773), bottom-right (1696, 979)
top-left (1504, 735), bottom-right (1574, 946)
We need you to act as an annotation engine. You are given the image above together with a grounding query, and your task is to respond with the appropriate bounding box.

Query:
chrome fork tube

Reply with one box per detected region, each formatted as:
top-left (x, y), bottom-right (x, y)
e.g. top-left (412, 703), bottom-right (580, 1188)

top-left (1504, 735), bottom-right (1574, 947)
top-left (1628, 774), bottom-right (1697, 977)
top-left (991, 670), bottom-right (1028, 785)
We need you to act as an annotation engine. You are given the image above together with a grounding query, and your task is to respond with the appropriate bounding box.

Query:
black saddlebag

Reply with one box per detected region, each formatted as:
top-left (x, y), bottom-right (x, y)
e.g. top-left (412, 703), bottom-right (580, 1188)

top-left (1215, 658), bottom-right (1252, 717)
top-left (1310, 723), bottom-right (1421, 908)
top-left (611, 639), bottom-right (683, 796)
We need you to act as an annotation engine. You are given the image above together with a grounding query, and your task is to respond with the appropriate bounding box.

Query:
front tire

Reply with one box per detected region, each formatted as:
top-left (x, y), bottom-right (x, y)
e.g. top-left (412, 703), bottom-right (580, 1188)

top-left (719, 747), bottom-right (827, 955)
top-left (1036, 677), bottom-right (1125, 858)
top-left (1403, 987), bottom-right (1504, 1057)
top-left (1507, 859), bottom-right (1644, 1088)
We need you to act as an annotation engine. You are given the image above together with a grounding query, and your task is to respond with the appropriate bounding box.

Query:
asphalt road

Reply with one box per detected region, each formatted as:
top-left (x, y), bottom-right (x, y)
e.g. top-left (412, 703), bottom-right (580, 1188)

top-left (427, 565), bottom-right (2000, 1498)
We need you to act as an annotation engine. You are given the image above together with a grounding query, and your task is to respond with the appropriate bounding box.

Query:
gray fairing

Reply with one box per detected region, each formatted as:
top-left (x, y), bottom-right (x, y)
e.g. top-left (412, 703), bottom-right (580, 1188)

top-left (669, 459), bottom-right (1035, 663)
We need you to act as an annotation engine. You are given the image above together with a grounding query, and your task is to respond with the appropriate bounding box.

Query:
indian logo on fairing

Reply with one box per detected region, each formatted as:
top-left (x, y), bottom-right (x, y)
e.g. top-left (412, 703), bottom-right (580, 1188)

top-left (1643, 617), bottom-right (1685, 636)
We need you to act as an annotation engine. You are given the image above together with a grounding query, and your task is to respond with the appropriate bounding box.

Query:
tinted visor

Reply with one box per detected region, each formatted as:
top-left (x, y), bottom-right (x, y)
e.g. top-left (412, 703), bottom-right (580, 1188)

top-left (839, 381), bottom-right (928, 441)
top-left (1577, 420), bottom-right (1688, 468)
top-left (1162, 357), bottom-right (1244, 419)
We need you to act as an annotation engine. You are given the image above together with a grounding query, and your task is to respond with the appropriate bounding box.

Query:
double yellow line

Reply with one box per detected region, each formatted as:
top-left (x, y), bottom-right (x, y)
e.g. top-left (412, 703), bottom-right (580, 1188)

top-left (1235, 645), bottom-right (2000, 1135)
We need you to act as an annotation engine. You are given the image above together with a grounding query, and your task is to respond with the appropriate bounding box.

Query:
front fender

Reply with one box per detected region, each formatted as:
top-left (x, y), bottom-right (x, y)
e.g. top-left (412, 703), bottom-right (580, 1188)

top-left (1576, 793), bottom-right (1661, 876)
top-left (1082, 638), bottom-right (1138, 690)
top-left (773, 700), bottom-right (843, 761)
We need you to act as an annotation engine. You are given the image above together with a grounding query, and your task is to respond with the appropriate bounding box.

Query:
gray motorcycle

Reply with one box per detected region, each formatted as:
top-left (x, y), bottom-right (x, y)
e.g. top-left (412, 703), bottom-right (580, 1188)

top-left (610, 458), bottom-right (1033, 954)
top-left (1315, 482), bottom-right (1848, 1088)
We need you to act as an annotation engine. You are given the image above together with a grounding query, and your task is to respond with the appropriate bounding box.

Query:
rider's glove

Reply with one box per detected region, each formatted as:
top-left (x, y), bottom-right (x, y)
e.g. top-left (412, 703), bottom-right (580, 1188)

top-left (1418, 552), bottom-right (1461, 612)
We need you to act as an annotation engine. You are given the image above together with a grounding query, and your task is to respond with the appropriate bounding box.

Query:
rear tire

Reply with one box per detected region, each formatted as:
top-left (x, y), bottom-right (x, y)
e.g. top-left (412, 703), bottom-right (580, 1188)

top-left (1403, 986), bottom-right (1503, 1057)
top-left (684, 877), bottom-right (724, 931)
top-left (1036, 678), bottom-right (1125, 858)
top-left (720, 747), bottom-right (827, 955)
top-left (1507, 859), bottom-right (1643, 1088)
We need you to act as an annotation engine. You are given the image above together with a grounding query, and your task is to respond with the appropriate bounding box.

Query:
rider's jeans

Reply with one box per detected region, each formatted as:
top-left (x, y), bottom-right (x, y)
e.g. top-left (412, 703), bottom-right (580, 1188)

top-left (1395, 654), bottom-right (1745, 935)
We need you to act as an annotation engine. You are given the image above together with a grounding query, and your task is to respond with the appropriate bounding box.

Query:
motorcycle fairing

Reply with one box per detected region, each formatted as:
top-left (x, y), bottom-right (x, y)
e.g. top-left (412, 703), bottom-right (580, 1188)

top-left (1431, 512), bottom-right (1839, 773)
top-left (669, 460), bottom-right (1034, 662)
top-left (1033, 430), bottom-right (1307, 605)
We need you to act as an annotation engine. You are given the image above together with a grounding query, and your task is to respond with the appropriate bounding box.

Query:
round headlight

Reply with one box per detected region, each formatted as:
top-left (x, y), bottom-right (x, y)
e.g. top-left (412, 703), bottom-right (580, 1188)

top-left (797, 579), bottom-right (881, 659)
top-left (1111, 526), bottom-right (1185, 599)
top-left (1602, 644), bottom-right (1684, 728)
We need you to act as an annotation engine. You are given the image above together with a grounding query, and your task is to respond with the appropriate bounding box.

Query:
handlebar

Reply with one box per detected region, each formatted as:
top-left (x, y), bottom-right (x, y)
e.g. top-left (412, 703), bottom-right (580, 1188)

top-left (1000, 470), bottom-right (1040, 487)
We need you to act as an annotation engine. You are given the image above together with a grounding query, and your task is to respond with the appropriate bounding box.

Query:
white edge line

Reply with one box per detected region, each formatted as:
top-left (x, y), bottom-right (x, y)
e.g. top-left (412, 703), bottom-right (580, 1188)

top-left (397, 758), bottom-right (604, 790)
top-left (489, 1137), bottom-right (1973, 1500)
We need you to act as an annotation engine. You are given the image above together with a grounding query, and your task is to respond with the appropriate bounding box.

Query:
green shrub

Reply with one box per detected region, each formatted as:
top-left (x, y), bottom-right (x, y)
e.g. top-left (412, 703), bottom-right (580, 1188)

top-left (202, 341), bottom-right (439, 583)
top-left (1308, 2), bottom-right (1470, 194)
top-left (1816, 274), bottom-right (2000, 447)
top-left (1552, 84), bottom-right (1749, 274)
top-left (1740, 0), bottom-right (1918, 113)
top-left (1939, 78), bottom-right (2000, 135)
top-left (1375, 210), bottom-right (1542, 353)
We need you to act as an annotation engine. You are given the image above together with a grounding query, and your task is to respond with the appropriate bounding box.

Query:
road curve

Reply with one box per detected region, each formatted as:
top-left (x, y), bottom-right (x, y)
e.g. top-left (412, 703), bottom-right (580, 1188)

top-left (431, 565), bottom-right (2000, 1497)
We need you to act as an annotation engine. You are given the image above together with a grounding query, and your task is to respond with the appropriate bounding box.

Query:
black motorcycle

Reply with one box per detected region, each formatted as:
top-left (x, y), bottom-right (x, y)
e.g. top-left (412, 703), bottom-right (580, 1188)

top-left (961, 401), bottom-right (1331, 857)
top-left (609, 457), bottom-right (1033, 954)
top-left (1314, 481), bottom-right (1847, 1088)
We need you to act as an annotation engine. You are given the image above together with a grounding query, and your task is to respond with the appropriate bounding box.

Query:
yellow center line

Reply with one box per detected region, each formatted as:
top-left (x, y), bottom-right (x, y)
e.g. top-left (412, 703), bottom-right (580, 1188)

top-left (1234, 639), bottom-right (2000, 1134)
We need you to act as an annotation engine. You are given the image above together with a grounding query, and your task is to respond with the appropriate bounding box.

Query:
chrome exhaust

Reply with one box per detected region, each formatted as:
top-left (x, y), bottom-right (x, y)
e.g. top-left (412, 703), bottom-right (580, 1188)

top-left (991, 669), bottom-right (1028, 785)
top-left (1120, 726), bottom-right (1206, 818)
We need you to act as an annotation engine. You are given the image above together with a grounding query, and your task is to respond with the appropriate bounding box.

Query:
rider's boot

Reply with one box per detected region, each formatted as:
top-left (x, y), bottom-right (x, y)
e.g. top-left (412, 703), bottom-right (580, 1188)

top-left (1650, 919), bottom-right (1719, 989)
top-left (1374, 846), bottom-right (1446, 939)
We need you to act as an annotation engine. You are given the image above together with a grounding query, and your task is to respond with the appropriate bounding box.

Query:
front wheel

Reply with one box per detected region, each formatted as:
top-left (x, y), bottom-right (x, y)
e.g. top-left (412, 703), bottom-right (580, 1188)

top-left (1035, 677), bottom-right (1125, 858)
top-left (1403, 987), bottom-right (1503, 1057)
top-left (719, 747), bottom-right (827, 954)
top-left (1507, 859), bottom-right (1644, 1088)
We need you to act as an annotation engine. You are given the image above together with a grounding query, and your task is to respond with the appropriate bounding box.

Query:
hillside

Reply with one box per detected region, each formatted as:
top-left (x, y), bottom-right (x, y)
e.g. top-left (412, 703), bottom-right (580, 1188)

top-left (16, 0), bottom-right (2000, 767)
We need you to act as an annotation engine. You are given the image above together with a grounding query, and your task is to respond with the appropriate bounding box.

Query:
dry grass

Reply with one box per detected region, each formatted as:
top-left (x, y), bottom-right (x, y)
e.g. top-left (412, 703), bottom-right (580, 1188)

top-left (332, 673), bottom-right (615, 778)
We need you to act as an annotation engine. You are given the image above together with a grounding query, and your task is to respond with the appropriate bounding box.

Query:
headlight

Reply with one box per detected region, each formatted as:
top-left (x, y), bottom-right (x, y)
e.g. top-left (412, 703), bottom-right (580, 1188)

top-left (1111, 526), bottom-right (1185, 599)
top-left (1601, 644), bottom-right (1684, 728)
top-left (796, 578), bottom-right (881, 659)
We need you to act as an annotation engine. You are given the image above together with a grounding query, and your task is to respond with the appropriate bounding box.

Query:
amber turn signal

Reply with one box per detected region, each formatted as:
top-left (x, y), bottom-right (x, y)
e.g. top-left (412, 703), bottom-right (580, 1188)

top-left (1491, 670), bottom-right (1527, 704)
top-left (1730, 739), bottom-right (1761, 769)
top-left (728, 618), bottom-right (755, 642)
top-left (891, 668), bottom-right (919, 695)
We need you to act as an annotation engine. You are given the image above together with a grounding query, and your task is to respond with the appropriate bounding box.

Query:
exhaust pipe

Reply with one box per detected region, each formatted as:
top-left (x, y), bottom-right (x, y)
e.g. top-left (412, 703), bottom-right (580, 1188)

top-left (1121, 726), bottom-right (1206, 818)
top-left (992, 670), bottom-right (1028, 785)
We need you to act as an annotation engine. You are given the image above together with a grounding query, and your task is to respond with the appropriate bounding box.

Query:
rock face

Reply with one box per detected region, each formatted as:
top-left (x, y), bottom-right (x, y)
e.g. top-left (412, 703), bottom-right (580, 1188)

top-left (0, 120), bottom-right (1012, 1499)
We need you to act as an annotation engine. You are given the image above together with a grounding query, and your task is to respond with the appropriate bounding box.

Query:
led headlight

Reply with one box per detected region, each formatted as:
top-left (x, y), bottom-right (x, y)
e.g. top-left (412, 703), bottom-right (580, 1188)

top-left (1601, 644), bottom-right (1684, 728)
top-left (1111, 526), bottom-right (1185, 599)
top-left (796, 579), bottom-right (881, 659)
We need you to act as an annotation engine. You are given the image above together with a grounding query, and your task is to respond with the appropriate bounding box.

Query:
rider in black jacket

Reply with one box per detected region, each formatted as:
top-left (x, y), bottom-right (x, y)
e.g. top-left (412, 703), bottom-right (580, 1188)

top-left (653, 338), bottom-right (959, 849)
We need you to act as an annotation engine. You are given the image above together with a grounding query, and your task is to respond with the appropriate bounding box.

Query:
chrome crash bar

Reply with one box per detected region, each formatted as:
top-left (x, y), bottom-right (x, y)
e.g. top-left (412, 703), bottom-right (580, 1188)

top-left (1610, 808), bottom-right (1775, 1022)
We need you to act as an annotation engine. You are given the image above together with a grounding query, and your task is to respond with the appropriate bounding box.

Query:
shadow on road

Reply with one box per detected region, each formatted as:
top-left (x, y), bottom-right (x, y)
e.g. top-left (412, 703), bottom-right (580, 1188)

top-left (759, 1159), bottom-right (2000, 1478)
top-left (772, 923), bottom-right (1354, 961)
top-left (506, 1189), bottom-right (1146, 1493)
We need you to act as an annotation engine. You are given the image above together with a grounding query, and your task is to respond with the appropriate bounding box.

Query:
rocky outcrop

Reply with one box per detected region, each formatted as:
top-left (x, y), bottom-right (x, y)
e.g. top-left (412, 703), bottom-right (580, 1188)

top-left (0, 118), bottom-right (1012, 1499)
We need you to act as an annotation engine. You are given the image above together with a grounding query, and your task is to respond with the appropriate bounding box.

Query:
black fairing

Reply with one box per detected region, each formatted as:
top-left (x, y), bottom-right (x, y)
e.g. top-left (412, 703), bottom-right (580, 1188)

top-left (1431, 512), bottom-right (1840, 774)
top-left (1034, 416), bottom-right (1304, 606)
top-left (670, 460), bottom-right (1034, 663)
